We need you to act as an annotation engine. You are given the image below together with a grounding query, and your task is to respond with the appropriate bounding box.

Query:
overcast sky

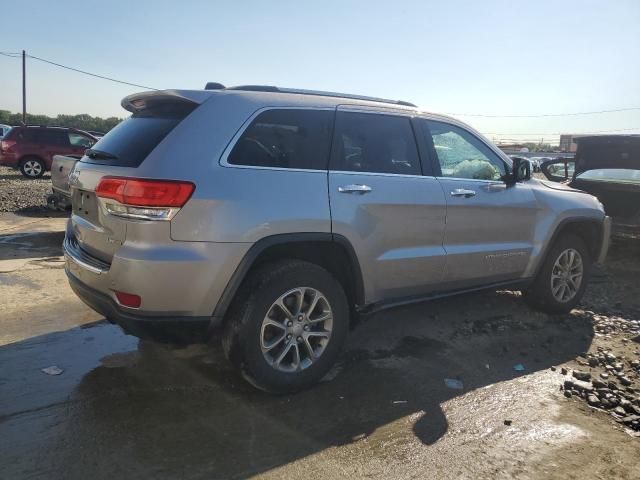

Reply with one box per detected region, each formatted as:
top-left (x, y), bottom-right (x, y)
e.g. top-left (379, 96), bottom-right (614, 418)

top-left (1, 0), bottom-right (638, 142)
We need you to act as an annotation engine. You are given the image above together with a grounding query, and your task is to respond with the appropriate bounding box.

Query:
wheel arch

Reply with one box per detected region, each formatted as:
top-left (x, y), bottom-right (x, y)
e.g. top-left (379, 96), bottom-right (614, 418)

top-left (212, 233), bottom-right (365, 322)
top-left (19, 154), bottom-right (47, 169)
top-left (536, 217), bottom-right (604, 276)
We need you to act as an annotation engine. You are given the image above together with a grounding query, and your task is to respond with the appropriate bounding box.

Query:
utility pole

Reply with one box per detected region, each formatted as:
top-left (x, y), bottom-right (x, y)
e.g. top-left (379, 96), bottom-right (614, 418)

top-left (22, 50), bottom-right (26, 124)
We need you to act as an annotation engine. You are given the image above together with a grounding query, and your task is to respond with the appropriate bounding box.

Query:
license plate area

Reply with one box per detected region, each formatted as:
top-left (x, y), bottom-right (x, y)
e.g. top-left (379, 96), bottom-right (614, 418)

top-left (74, 189), bottom-right (99, 222)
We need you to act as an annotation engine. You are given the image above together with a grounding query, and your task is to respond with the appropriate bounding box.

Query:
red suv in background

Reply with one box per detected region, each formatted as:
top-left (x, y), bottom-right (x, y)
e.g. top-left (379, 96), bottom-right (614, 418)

top-left (0, 126), bottom-right (97, 178)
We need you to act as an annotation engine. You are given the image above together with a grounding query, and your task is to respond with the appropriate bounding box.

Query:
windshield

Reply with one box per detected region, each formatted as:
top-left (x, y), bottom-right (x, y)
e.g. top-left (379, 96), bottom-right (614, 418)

top-left (576, 168), bottom-right (640, 184)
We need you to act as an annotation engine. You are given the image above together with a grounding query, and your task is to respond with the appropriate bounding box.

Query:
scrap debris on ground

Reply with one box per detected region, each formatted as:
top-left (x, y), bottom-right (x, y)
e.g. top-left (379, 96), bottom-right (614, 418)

top-left (559, 310), bottom-right (640, 433)
top-left (554, 238), bottom-right (640, 436)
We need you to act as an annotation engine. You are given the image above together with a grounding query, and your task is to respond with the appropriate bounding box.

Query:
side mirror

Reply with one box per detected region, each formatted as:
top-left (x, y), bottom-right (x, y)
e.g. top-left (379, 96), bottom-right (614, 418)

top-left (506, 157), bottom-right (531, 186)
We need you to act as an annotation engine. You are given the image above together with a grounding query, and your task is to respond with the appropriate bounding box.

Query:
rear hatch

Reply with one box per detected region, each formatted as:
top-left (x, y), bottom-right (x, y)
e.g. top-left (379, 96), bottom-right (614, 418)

top-left (68, 90), bottom-right (205, 264)
top-left (51, 155), bottom-right (78, 195)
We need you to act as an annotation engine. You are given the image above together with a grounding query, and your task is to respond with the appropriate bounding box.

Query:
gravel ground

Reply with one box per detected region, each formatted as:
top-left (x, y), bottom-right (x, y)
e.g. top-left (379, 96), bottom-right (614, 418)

top-left (0, 165), bottom-right (54, 213)
top-left (558, 238), bottom-right (640, 435)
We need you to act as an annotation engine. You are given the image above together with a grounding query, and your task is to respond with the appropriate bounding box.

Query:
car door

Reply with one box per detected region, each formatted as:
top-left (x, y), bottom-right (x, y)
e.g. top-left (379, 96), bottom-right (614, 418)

top-left (67, 132), bottom-right (95, 157)
top-left (329, 108), bottom-right (447, 304)
top-left (420, 119), bottom-right (539, 288)
top-left (38, 129), bottom-right (73, 167)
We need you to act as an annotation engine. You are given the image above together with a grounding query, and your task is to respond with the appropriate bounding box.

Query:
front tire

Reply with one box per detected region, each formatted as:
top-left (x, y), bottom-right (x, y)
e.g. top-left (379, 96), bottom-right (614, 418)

top-left (222, 260), bottom-right (349, 394)
top-left (20, 157), bottom-right (46, 178)
top-left (524, 234), bottom-right (591, 313)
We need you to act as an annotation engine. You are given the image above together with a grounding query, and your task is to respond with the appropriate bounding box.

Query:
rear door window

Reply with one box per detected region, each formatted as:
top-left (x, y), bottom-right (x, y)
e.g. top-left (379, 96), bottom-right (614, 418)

top-left (40, 129), bottom-right (70, 146)
top-left (81, 103), bottom-right (196, 167)
top-left (228, 109), bottom-right (333, 170)
top-left (330, 111), bottom-right (421, 175)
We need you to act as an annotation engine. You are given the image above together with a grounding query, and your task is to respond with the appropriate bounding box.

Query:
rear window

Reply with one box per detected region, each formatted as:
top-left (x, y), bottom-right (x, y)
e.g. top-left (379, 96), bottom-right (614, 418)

top-left (13, 128), bottom-right (39, 143)
top-left (81, 103), bottom-right (195, 167)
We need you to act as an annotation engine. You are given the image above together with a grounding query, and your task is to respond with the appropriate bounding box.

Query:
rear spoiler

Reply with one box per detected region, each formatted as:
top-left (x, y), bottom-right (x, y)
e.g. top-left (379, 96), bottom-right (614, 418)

top-left (121, 90), bottom-right (214, 113)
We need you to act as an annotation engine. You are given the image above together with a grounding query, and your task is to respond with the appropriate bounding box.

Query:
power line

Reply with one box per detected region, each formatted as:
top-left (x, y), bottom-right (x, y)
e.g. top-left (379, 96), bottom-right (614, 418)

top-left (484, 127), bottom-right (640, 136)
top-left (3, 50), bottom-right (640, 120)
top-left (26, 54), bottom-right (159, 90)
top-left (446, 107), bottom-right (640, 118)
top-left (1, 51), bottom-right (158, 90)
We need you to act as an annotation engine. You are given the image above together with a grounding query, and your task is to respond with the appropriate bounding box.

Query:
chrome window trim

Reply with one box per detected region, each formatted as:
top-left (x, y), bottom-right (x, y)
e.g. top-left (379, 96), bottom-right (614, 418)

top-left (219, 105), bottom-right (424, 177)
top-left (328, 170), bottom-right (436, 180)
top-left (219, 106), bottom-right (335, 173)
top-left (434, 177), bottom-right (505, 185)
top-left (336, 104), bottom-right (417, 117)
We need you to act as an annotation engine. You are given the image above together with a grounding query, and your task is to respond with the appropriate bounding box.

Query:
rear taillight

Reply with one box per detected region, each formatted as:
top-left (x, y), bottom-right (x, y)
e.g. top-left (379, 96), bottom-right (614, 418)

top-left (1, 140), bottom-right (16, 152)
top-left (95, 176), bottom-right (195, 221)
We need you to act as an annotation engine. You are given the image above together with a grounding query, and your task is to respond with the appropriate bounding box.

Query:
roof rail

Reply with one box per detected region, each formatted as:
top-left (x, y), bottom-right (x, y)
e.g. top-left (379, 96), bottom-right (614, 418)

top-left (223, 84), bottom-right (417, 108)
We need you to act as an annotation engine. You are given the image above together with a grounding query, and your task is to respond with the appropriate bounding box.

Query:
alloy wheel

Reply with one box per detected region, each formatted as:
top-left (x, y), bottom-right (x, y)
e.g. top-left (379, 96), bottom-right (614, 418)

top-left (550, 248), bottom-right (583, 302)
top-left (260, 287), bottom-right (333, 372)
top-left (23, 160), bottom-right (43, 177)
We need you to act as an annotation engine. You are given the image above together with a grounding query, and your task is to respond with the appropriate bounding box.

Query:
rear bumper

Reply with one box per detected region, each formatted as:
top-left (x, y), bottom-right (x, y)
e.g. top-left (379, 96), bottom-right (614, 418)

top-left (63, 223), bottom-right (250, 342)
top-left (66, 268), bottom-right (214, 343)
top-left (597, 216), bottom-right (612, 264)
top-left (0, 153), bottom-right (18, 167)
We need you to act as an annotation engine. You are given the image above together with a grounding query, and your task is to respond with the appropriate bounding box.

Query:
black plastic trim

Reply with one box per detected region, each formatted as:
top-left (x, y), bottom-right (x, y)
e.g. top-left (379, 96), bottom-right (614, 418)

top-left (211, 233), bottom-right (365, 320)
top-left (411, 117), bottom-right (434, 177)
top-left (532, 217), bottom-right (606, 278)
top-left (358, 278), bottom-right (532, 316)
top-left (66, 269), bottom-right (212, 343)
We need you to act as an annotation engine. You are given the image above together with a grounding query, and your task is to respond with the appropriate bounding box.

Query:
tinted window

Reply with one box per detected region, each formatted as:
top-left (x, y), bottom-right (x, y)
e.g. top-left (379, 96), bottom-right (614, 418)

top-left (228, 109), bottom-right (332, 170)
top-left (424, 120), bottom-right (506, 180)
top-left (16, 128), bottom-right (39, 143)
top-left (331, 112), bottom-right (420, 175)
top-left (39, 129), bottom-right (69, 146)
top-left (81, 103), bottom-right (195, 167)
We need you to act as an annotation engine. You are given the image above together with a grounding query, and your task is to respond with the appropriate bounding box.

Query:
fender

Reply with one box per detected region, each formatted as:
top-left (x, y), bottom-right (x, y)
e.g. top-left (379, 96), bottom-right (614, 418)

top-left (211, 233), bottom-right (365, 324)
top-left (532, 217), bottom-right (606, 279)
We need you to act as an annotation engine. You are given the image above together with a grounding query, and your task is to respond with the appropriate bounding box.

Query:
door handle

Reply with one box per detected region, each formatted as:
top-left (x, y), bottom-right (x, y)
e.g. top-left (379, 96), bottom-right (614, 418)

top-left (450, 188), bottom-right (476, 198)
top-left (338, 184), bottom-right (372, 194)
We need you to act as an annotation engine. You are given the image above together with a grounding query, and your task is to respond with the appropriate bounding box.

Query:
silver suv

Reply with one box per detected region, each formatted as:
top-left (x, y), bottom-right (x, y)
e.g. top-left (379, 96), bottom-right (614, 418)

top-left (64, 85), bottom-right (611, 393)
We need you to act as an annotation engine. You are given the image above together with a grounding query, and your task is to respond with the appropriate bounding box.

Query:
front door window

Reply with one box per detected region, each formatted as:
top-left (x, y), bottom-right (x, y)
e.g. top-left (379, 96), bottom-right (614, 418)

top-left (424, 120), bottom-right (506, 181)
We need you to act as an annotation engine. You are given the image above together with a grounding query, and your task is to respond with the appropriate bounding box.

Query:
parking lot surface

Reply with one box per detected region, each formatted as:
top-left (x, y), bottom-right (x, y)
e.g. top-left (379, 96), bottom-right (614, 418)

top-left (1, 212), bottom-right (639, 480)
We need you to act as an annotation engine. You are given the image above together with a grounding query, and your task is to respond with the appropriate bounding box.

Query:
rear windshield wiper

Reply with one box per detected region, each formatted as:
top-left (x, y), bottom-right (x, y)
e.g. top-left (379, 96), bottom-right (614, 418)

top-left (85, 148), bottom-right (118, 160)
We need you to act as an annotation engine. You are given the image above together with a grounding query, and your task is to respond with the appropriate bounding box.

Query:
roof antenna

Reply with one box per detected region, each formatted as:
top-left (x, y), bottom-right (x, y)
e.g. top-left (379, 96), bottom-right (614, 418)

top-left (205, 82), bottom-right (225, 90)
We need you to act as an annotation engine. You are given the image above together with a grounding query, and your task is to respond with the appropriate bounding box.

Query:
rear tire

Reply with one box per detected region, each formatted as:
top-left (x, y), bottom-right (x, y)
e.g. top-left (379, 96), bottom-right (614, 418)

top-left (524, 234), bottom-right (591, 314)
top-left (20, 157), bottom-right (45, 178)
top-left (222, 260), bottom-right (349, 394)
